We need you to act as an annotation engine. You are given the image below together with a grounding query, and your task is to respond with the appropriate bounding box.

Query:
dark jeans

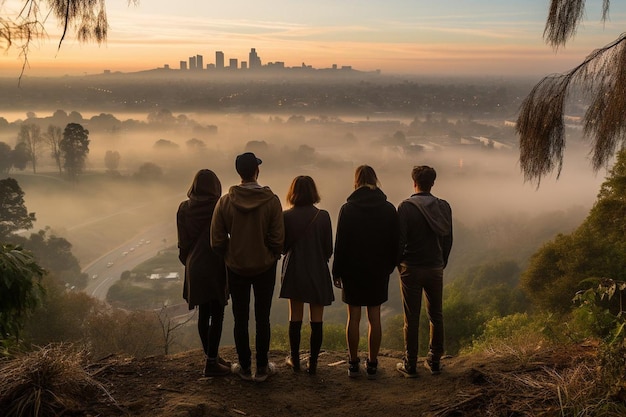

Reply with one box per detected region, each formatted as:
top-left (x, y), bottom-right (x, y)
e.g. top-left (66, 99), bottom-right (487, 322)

top-left (399, 265), bottom-right (444, 364)
top-left (228, 263), bottom-right (277, 369)
top-left (197, 301), bottom-right (225, 359)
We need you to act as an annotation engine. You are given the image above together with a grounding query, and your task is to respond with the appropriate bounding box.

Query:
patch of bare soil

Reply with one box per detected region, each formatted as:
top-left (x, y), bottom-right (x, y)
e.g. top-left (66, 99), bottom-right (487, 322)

top-left (82, 344), bottom-right (597, 417)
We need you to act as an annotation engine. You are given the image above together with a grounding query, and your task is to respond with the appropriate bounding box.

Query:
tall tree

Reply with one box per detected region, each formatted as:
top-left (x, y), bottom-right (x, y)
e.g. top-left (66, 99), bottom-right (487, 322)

top-left (11, 142), bottom-right (30, 171)
top-left (44, 125), bottom-right (63, 174)
top-left (0, 142), bottom-right (12, 174)
top-left (17, 123), bottom-right (42, 174)
top-left (517, 0), bottom-right (626, 183)
top-left (0, 178), bottom-right (36, 239)
top-left (104, 150), bottom-right (121, 173)
top-left (60, 123), bottom-right (90, 182)
top-left (0, 244), bottom-right (45, 343)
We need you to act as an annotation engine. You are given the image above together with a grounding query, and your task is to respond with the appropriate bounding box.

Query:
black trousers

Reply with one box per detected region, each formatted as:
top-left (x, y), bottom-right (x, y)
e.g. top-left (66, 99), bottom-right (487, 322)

top-left (228, 263), bottom-right (277, 369)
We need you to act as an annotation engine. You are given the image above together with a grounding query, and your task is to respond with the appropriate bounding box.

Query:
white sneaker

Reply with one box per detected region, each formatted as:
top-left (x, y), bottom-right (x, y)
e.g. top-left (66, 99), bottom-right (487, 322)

top-left (254, 361), bottom-right (277, 382)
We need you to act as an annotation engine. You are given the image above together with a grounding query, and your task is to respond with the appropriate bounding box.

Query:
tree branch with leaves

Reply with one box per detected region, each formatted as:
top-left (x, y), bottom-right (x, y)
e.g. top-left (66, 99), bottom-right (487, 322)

top-left (517, 0), bottom-right (626, 183)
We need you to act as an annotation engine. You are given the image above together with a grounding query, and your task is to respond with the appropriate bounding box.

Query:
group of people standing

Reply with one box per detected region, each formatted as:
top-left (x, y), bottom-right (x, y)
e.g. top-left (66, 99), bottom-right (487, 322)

top-left (176, 152), bottom-right (453, 382)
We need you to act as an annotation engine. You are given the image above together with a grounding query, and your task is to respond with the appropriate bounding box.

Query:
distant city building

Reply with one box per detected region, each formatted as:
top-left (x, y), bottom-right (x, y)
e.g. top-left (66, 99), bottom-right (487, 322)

top-left (229, 58), bottom-right (238, 69)
top-left (164, 64), bottom-right (170, 70)
top-left (241, 61), bottom-right (248, 70)
top-left (332, 64), bottom-right (337, 70)
top-left (216, 51), bottom-right (224, 69)
top-left (207, 63), bottom-right (215, 69)
top-left (189, 56), bottom-right (197, 70)
top-left (196, 54), bottom-right (203, 70)
top-left (180, 61), bottom-right (187, 70)
top-left (249, 48), bottom-right (261, 69)
top-left (267, 61), bottom-right (285, 69)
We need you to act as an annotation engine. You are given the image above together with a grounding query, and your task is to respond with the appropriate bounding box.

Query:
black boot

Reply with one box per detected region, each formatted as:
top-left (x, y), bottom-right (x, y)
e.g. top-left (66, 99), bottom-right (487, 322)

top-left (308, 322), bottom-right (323, 375)
top-left (287, 320), bottom-right (302, 371)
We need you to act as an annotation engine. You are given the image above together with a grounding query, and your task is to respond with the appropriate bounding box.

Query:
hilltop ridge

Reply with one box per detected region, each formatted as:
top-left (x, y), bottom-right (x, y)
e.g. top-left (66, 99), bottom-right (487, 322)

top-left (74, 343), bottom-right (594, 416)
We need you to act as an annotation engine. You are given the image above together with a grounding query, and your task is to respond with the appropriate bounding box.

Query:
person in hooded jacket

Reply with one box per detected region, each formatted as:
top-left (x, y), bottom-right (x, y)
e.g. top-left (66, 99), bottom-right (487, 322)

top-left (396, 165), bottom-right (452, 378)
top-left (211, 152), bottom-right (284, 382)
top-left (177, 169), bottom-right (230, 377)
top-left (332, 165), bottom-right (399, 379)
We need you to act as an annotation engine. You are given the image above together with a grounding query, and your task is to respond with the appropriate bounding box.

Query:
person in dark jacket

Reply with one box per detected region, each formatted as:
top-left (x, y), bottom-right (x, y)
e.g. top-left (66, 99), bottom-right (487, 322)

top-left (396, 165), bottom-right (452, 378)
top-left (280, 175), bottom-right (334, 374)
top-left (332, 165), bottom-right (399, 379)
top-left (211, 152), bottom-right (284, 382)
top-left (177, 169), bottom-right (230, 377)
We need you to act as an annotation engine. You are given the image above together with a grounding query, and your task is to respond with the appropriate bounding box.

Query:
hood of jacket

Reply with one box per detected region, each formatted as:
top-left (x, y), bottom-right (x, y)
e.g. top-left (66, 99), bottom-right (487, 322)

top-left (346, 186), bottom-right (389, 209)
top-left (406, 193), bottom-right (452, 236)
top-left (228, 184), bottom-right (277, 212)
top-left (187, 169), bottom-right (221, 205)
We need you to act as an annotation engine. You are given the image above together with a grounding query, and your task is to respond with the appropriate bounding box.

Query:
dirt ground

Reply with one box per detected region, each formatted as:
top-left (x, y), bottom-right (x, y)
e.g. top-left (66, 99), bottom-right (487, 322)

top-left (81, 343), bottom-right (596, 417)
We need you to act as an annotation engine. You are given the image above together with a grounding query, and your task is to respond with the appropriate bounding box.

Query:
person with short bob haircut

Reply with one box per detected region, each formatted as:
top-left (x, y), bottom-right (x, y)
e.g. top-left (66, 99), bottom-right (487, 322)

top-left (280, 175), bottom-right (334, 374)
top-left (333, 165), bottom-right (399, 379)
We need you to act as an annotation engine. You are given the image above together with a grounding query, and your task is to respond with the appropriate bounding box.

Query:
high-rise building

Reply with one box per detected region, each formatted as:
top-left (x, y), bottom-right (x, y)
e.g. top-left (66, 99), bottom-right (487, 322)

top-left (180, 61), bottom-right (187, 70)
top-left (249, 48), bottom-right (261, 69)
top-left (229, 58), bottom-right (238, 69)
top-left (196, 55), bottom-right (203, 70)
top-left (215, 51), bottom-right (224, 69)
top-left (189, 56), bottom-right (196, 70)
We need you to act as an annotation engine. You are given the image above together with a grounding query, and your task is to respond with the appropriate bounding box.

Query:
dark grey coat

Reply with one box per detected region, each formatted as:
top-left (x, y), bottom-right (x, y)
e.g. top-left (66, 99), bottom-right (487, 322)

top-left (280, 205), bottom-right (334, 306)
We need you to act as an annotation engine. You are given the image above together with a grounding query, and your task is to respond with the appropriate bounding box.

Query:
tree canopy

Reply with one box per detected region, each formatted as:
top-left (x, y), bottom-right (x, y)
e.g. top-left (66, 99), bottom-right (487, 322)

top-left (0, 178), bottom-right (36, 239)
top-left (517, 0), bottom-right (626, 183)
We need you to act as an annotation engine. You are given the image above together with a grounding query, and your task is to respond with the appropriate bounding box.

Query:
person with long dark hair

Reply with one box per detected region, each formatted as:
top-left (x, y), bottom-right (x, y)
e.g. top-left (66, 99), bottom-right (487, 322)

top-left (177, 169), bottom-right (230, 377)
top-left (280, 175), bottom-right (334, 375)
top-left (333, 165), bottom-right (399, 379)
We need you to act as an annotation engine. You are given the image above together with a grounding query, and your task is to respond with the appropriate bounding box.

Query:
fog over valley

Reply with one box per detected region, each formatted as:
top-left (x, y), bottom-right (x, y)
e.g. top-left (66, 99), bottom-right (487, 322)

top-left (0, 74), bottom-right (608, 352)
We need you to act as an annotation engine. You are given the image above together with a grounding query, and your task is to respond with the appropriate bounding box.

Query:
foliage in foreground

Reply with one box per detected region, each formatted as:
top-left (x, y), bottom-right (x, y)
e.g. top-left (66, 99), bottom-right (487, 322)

top-left (0, 244), bottom-right (45, 351)
top-left (0, 344), bottom-right (108, 417)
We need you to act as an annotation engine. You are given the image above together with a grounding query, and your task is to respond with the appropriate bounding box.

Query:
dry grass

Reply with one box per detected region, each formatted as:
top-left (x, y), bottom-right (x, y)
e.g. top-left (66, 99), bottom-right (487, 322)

top-left (0, 344), bottom-right (114, 417)
top-left (431, 339), bottom-right (625, 417)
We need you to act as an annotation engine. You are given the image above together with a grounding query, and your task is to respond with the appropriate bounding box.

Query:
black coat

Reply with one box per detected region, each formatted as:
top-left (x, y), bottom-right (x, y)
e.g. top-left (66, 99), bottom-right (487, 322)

top-left (332, 186), bottom-right (399, 306)
top-left (177, 170), bottom-right (227, 309)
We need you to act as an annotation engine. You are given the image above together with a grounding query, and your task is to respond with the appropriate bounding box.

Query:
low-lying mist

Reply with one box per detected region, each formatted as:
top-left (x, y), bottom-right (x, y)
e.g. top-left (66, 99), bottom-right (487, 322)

top-left (6, 110), bottom-right (605, 273)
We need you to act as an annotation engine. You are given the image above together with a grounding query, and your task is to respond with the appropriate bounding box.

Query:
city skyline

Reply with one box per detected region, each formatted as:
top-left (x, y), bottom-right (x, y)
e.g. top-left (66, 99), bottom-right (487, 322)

top-left (172, 48), bottom-right (356, 72)
top-left (1, 1), bottom-right (626, 78)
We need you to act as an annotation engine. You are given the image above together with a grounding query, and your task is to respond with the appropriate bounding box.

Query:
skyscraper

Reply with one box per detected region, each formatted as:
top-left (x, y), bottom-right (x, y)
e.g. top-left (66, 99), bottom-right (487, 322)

top-left (229, 58), bottom-right (238, 69)
top-left (189, 56), bottom-right (196, 70)
top-left (249, 48), bottom-right (261, 69)
top-left (196, 55), bottom-right (203, 70)
top-left (216, 51), bottom-right (224, 69)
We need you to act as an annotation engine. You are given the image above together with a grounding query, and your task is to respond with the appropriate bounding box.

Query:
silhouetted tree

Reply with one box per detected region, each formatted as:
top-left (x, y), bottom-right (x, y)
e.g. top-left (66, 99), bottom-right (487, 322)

top-left (0, 178), bottom-right (35, 239)
top-left (11, 142), bottom-right (30, 171)
top-left (0, 142), bottom-right (12, 174)
top-left (185, 138), bottom-right (206, 151)
top-left (153, 139), bottom-right (179, 150)
top-left (17, 124), bottom-right (42, 174)
top-left (43, 125), bottom-right (63, 174)
top-left (60, 123), bottom-right (90, 182)
top-left (517, 0), bottom-right (626, 183)
top-left (134, 162), bottom-right (163, 180)
top-left (104, 150), bottom-right (121, 173)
